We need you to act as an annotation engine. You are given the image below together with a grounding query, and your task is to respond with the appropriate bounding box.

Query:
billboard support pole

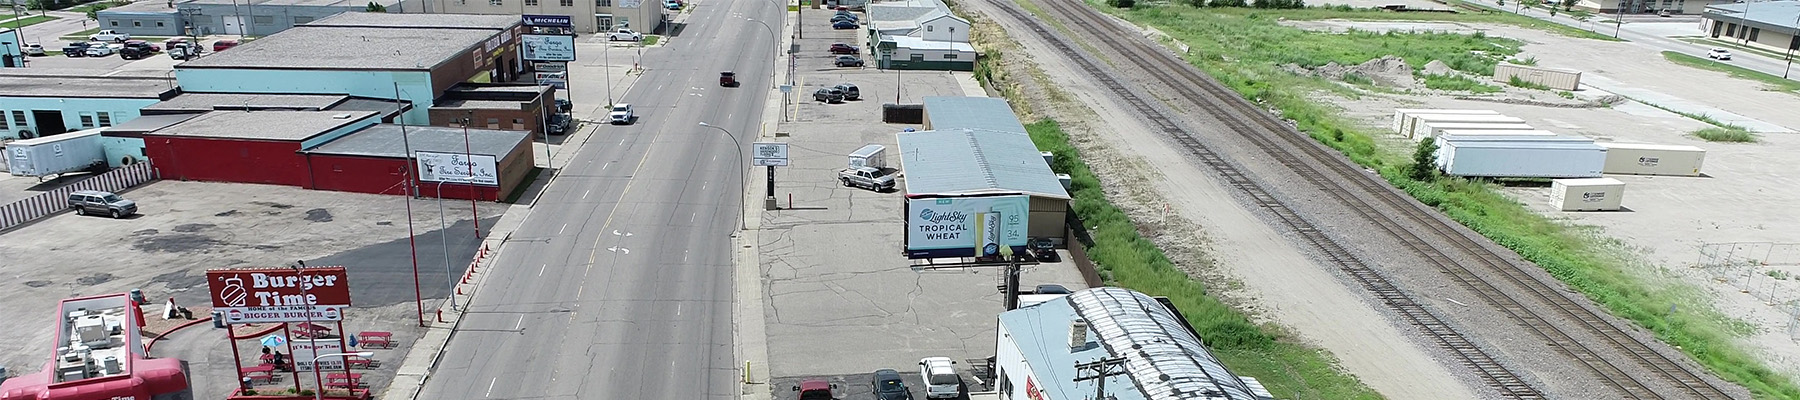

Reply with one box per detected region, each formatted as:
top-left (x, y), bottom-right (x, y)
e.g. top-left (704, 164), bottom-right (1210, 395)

top-left (295, 261), bottom-right (322, 398)
top-left (229, 327), bottom-right (246, 392)
top-left (285, 324), bottom-right (300, 393)
top-left (336, 320), bottom-right (350, 390)
top-left (464, 111), bottom-right (481, 234)
top-left (765, 166), bottom-right (777, 209)
top-left (1003, 259), bottom-right (1020, 311)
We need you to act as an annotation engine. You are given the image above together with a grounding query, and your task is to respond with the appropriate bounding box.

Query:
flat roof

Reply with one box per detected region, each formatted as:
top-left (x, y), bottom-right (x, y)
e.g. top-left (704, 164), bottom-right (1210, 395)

top-left (1706, 1), bottom-right (1800, 32)
top-left (105, 0), bottom-right (175, 12)
top-left (446, 83), bottom-right (553, 95)
top-left (144, 93), bottom-right (351, 112)
top-left (924, 96), bottom-right (1022, 133)
top-left (896, 128), bottom-right (1070, 200)
top-left (106, 113), bottom-right (203, 134)
top-left (892, 36), bottom-right (976, 52)
top-left (0, 75), bottom-right (178, 99)
top-left (304, 12), bottom-right (520, 30)
top-left (998, 287), bottom-right (1267, 400)
top-left (304, 124), bottom-right (529, 158)
top-left (177, 26), bottom-right (500, 70)
top-left (432, 99), bottom-right (530, 110)
top-left (149, 110), bottom-right (379, 141)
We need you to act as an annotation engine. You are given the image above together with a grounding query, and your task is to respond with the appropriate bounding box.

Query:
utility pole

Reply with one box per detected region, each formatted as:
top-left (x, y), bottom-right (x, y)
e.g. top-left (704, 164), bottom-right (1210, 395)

top-left (1073, 357), bottom-right (1128, 400)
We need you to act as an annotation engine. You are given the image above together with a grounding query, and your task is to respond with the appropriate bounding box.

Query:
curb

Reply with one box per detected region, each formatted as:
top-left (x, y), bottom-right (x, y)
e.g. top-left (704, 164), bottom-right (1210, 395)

top-left (144, 317), bottom-right (213, 355)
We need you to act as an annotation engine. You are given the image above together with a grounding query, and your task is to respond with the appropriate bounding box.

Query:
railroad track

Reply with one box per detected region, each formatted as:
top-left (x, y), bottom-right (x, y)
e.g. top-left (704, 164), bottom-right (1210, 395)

top-left (986, 0), bottom-right (1736, 398)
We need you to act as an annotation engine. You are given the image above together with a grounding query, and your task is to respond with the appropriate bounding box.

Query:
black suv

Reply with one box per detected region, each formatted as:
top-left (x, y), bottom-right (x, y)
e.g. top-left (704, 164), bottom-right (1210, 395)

top-left (834, 83), bottom-right (860, 100)
top-left (813, 87), bottom-right (845, 103)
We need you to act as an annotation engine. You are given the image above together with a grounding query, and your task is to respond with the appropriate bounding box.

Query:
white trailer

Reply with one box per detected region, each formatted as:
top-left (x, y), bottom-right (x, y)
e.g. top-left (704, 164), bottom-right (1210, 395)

top-left (5, 128), bottom-right (107, 179)
top-left (1435, 137), bottom-right (1605, 178)
top-left (1418, 123), bottom-right (1536, 139)
top-left (1595, 142), bottom-right (1705, 176)
top-left (1552, 178), bottom-right (1624, 211)
top-left (849, 144), bottom-right (887, 169)
top-left (1390, 109), bottom-right (1499, 134)
top-left (1403, 114), bottom-right (1526, 139)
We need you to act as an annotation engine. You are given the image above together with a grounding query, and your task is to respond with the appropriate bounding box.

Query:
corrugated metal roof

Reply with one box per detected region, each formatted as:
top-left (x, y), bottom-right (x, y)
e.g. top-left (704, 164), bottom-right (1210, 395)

top-left (997, 287), bottom-right (1264, 400)
top-left (923, 96), bottom-right (1022, 134)
top-left (896, 128), bottom-right (1069, 199)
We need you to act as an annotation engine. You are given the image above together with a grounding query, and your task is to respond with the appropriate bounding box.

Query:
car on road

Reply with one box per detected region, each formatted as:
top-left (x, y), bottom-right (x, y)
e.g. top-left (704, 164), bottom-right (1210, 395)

top-left (791, 379), bottom-right (837, 400)
top-left (834, 83), bottom-right (860, 100)
top-left (871, 369), bottom-right (912, 400)
top-left (213, 39), bottom-right (241, 52)
top-left (89, 29), bottom-right (131, 42)
top-left (919, 357), bottom-right (962, 399)
top-left (813, 87), bottom-right (845, 103)
top-left (62, 42), bottom-right (91, 57)
top-left (68, 190), bottom-right (138, 219)
top-left (608, 103), bottom-right (635, 125)
top-left (719, 71), bottom-right (739, 87)
top-left (1707, 48), bottom-right (1731, 60)
top-left (829, 43), bottom-right (858, 54)
top-left (84, 42), bottom-right (116, 57)
top-left (608, 28), bottom-right (644, 41)
top-left (832, 20), bottom-right (858, 29)
top-left (834, 55), bottom-right (864, 67)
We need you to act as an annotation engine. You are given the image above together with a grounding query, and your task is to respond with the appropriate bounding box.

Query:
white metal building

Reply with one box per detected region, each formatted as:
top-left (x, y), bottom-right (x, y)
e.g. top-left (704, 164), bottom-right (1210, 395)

top-left (994, 287), bottom-right (1274, 400)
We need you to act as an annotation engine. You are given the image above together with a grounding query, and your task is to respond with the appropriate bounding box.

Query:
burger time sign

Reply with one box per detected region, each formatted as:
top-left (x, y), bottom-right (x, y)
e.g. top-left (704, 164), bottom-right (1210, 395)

top-left (207, 267), bottom-right (353, 324)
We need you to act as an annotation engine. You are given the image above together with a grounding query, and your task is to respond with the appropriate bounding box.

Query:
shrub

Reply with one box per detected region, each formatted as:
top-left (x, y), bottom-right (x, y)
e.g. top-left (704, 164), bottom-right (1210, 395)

top-left (1409, 137), bottom-right (1438, 181)
top-left (1109, 0), bottom-right (1136, 8)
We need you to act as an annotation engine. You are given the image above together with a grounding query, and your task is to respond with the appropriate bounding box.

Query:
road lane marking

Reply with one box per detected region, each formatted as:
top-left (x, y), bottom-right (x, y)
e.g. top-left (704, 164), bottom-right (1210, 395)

top-left (690, 213), bottom-right (696, 223)
top-left (677, 303), bottom-right (682, 316)
top-left (538, 264), bottom-right (547, 276)
top-left (576, 285), bottom-right (584, 300)
top-left (558, 224), bottom-right (567, 235)
top-left (583, 189), bottom-right (590, 199)
top-left (485, 377), bottom-right (496, 398)
top-left (515, 314), bottom-right (524, 330)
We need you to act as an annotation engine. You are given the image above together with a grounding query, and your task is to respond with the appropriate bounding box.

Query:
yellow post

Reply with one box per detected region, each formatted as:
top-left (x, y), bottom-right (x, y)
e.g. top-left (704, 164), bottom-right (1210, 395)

top-left (743, 360), bottom-right (751, 383)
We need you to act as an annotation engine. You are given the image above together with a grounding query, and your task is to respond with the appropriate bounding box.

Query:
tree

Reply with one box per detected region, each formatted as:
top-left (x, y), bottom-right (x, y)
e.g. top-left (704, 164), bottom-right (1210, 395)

top-left (1409, 137), bottom-right (1439, 181)
top-left (84, 4), bottom-right (105, 21)
top-left (1107, 0), bottom-right (1134, 8)
top-left (365, 1), bottom-right (386, 11)
top-left (1208, 0), bottom-right (1246, 7)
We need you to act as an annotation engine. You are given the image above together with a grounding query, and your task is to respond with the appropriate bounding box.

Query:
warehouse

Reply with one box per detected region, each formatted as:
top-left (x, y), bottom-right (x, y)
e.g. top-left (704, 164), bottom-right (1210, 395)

top-left (903, 96), bottom-right (1069, 242)
top-left (1701, 0), bottom-right (1800, 54)
top-left (302, 124), bottom-right (534, 201)
top-left (0, 73), bottom-right (181, 140)
top-left (143, 110), bottom-right (383, 185)
top-left (173, 13), bottom-right (524, 124)
top-left (994, 287), bottom-right (1275, 400)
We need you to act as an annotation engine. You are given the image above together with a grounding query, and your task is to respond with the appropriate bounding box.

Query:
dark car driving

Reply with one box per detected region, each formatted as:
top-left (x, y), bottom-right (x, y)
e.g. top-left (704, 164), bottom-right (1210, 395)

top-left (871, 369), bottom-right (912, 400)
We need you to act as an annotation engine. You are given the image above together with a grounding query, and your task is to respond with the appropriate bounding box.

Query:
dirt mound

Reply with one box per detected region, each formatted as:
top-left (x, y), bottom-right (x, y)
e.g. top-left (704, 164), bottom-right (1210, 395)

top-left (1422, 59), bottom-right (1456, 76)
top-left (1349, 55), bottom-right (1415, 88)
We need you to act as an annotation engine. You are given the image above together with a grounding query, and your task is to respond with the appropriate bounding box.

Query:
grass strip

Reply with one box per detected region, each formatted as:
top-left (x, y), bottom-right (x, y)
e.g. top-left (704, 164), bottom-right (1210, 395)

top-left (642, 35), bottom-right (661, 46)
top-left (1662, 50), bottom-right (1800, 93)
top-left (59, 27), bottom-right (101, 41)
top-left (1104, 4), bottom-right (1800, 398)
top-left (1422, 73), bottom-right (1502, 93)
top-left (1025, 119), bottom-right (1381, 400)
top-left (1676, 37), bottom-right (1793, 60)
top-left (1229, 5), bottom-right (1621, 41)
top-left (3, 14), bottom-right (59, 28)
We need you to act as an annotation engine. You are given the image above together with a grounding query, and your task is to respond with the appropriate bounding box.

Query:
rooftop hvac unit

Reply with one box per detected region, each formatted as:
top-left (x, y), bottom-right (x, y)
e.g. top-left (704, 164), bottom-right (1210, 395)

top-left (1040, 151), bottom-right (1053, 167)
top-left (1057, 174), bottom-right (1072, 190)
top-left (1068, 318), bottom-right (1089, 351)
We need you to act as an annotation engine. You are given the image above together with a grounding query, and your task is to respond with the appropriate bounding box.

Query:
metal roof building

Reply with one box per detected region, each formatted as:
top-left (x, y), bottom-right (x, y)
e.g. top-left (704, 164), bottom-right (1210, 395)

top-left (1702, 1), bottom-right (1800, 52)
top-left (899, 96), bottom-right (1070, 243)
top-left (994, 287), bottom-right (1274, 400)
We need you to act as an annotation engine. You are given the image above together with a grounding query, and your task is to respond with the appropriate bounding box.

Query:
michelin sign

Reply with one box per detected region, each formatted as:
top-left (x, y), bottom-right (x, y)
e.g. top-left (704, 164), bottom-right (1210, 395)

top-left (905, 195), bottom-right (1029, 259)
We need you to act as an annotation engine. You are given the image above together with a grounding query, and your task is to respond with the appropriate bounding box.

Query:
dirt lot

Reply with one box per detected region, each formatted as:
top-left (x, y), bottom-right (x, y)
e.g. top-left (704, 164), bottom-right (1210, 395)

top-left (1293, 20), bottom-right (1800, 382)
top-left (0, 180), bottom-right (505, 395)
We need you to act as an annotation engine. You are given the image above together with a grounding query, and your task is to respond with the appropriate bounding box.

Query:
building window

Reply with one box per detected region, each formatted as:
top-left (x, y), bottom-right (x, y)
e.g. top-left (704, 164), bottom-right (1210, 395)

top-left (526, 0), bottom-right (537, 5)
top-left (294, 16), bottom-right (314, 24)
top-left (487, 118), bottom-right (501, 129)
top-left (97, 112), bottom-right (113, 127)
top-left (1749, 27), bottom-right (1760, 41)
top-left (133, 20), bottom-right (142, 26)
top-left (944, 53), bottom-right (958, 59)
top-left (0, 111), bottom-right (9, 131)
top-left (254, 15), bottom-right (274, 25)
top-left (560, 0), bottom-right (572, 6)
top-left (926, 25), bottom-right (933, 32)
top-left (10, 111), bottom-right (24, 128)
top-left (157, 21), bottom-right (165, 27)
top-left (78, 113), bottom-right (94, 128)
top-left (512, 118), bottom-right (525, 130)
top-left (491, 0), bottom-right (503, 5)
top-left (110, 20), bottom-right (118, 26)
top-left (597, 0), bottom-right (611, 6)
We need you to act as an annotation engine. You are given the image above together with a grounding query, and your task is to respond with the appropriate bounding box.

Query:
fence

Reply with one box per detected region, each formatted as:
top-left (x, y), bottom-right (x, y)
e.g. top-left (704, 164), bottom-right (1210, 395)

top-left (1697, 242), bottom-right (1800, 340)
top-left (0, 161), bottom-right (159, 232)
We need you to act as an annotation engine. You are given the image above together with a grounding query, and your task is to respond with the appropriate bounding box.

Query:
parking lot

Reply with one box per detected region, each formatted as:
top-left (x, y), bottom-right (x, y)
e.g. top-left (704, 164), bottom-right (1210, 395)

top-left (0, 179), bottom-right (505, 397)
top-left (19, 36), bottom-right (238, 71)
top-left (756, 9), bottom-right (1086, 400)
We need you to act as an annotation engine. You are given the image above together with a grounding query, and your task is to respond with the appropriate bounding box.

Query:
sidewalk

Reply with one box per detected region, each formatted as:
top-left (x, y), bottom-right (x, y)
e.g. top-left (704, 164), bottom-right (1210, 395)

top-left (1580, 74), bottom-right (1796, 133)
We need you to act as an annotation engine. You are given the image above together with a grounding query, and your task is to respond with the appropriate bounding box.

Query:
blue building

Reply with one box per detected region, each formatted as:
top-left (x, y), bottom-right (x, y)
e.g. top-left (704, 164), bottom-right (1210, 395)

top-left (0, 73), bottom-right (179, 140)
top-left (96, 0), bottom-right (413, 37)
top-left (1, 28), bottom-right (22, 68)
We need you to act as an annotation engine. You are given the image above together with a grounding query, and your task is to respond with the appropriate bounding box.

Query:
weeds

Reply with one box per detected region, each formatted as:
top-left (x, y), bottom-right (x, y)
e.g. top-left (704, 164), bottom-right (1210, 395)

top-left (1423, 74), bottom-right (1502, 93)
top-left (1506, 56), bottom-right (1538, 65)
top-left (1506, 75), bottom-right (1552, 90)
top-left (1692, 127), bottom-right (1759, 143)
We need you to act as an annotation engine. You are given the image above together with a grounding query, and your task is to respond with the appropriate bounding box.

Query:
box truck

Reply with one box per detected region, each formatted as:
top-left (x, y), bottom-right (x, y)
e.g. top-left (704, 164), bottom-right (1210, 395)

top-left (1435, 136), bottom-right (1605, 178)
top-left (1595, 142), bottom-right (1705, 176)
top-left (5, 128), bottom-right (107, 179)
top-left (1391, 109), bottom-right (1499, 134)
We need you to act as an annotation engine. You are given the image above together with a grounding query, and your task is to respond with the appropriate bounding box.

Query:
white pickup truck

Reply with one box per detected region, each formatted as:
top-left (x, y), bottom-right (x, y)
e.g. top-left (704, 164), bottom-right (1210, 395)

top-left (606, 29), bottom-right (643, 41)
top-left (838, 166), bottom-right (897, 192)
top-left (89, 30), bottom-right (131, 42)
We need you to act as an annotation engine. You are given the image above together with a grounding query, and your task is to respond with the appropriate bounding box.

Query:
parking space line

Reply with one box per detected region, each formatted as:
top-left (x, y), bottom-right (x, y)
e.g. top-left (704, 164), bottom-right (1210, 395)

top-left (485, 377), bottom-right (496, 397)
top-left (558, 223), bottom-right (567, 235)
top-left (514, 315), bottom-right (524, 330)
top-left (539, 264), bottom-right (547, 276)
top-left (583, 189), bottom-right (591, 199)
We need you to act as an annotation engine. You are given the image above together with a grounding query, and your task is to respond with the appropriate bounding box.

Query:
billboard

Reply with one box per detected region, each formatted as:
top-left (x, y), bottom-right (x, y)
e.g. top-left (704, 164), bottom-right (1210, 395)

top-left (207, 267), bottom-right (351, 324)
top-left (905, 195), bottom-right (1030, 259)
top-left (416, 150), bottom-right (499, 186)
top-left (522, 34), bottom-right (576, 61)
top-left (293, 339), bottom-right (345, 372)
top-left (535, 71), bottom-right (568, 89)
top-left (521, 14), bottom-right (573, 27)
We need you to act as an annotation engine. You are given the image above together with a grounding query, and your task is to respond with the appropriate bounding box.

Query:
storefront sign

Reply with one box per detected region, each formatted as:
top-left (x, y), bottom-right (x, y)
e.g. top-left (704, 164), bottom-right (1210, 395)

top-left (752, 142), bottom-right (789, 166)
top-left (292, 339), bottom-right (345, 372)
top-left (522, 14), bottom-right (573, 27)
top-left (207, 267), bottom-right (352, 324)
top-left (416, 150), bottom-right (500, 186)
top-left (522, 34), bottom-right (577, 61)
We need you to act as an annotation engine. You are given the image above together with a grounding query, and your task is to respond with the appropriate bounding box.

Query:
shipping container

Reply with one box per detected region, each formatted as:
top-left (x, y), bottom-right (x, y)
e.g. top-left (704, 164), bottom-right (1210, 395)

top-left (1418, 123), bottom-right (1536, 139)
top-left (1404, 114), bottom-right (1526, 139)
top-left (1596, 142), bottom-right (1705, 177)
top-left (1435, 137), bottom-right (1605, 178)
top-left (5, 128), bottom-right (107, 178)
top-left (1493, 64), bottom-right (1583, 91)
top-left (1551, 178), bottom-right (1624, 211)
top-left (1391, 109), bottom-right (1499, 134)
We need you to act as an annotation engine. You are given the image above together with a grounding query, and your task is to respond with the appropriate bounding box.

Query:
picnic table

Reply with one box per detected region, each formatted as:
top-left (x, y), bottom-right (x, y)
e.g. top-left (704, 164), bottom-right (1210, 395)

top-left (325, 372), bottom-right (365, 389)
top-left (240, 365), bottom-right (277, 384)
top-left (358, 331), bottom-right (393, 349)
top-left (258, 354), bottom-right (294, 371)
top-left (292, 323), bottom-right (333, 339)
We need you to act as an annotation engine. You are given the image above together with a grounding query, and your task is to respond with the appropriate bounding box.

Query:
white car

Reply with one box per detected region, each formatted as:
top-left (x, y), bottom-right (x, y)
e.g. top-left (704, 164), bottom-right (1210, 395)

top-left (84, 42), bottom-right (116, 57)
top-left (919, 357), bottom-right (961, 399)
top-left (607, 28), bottom-right (644, 41)
top-left (1706, 48), bottom-right (1732, 60)
top-left (608, 103), bottom-right (635, 125)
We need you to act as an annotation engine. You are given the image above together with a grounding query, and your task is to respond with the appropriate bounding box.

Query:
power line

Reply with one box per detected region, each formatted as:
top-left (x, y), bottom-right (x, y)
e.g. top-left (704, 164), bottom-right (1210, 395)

top-left (1073, 356), bottom-right (1126, 400)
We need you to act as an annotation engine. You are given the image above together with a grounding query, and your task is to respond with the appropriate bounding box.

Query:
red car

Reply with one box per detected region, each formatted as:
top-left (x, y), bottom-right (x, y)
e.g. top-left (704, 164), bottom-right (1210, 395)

top-left (212, 39), bottom-right (241, 52)
top-left (791, 379), bottom-right (836, 400)
top-left (829, 43), bottom-right (858, 54)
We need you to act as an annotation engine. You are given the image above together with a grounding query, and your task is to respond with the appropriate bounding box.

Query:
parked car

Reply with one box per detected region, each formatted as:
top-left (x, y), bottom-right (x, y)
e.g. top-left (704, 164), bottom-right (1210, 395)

top-left (813, 87), bottom-right (845, 103)
top-left (831, 14), bottom-right (856, 24)
top-left (162, 38), bottom-right (190, 50)
top-left (829, 43), bottom-right (859, 54)
top-left (871, 369), bottom-right (912, 400)
top-left (834, 55), bottom-right (864, 67)
top-left (608, 28), bottom-right (644, 41)
top-left (68, 190), bottom-right (137, 219)
top-left (608, 103), bottom-right (635, 125)
top-left (62, 42), bottom-right (91, 57)
top-left (546, 113), bottom-right (572, 134)
top-left (834, 83), bottom-right (860, 100)
top-left (554, 98), bottom-right (572, 113)
top-left (1034, 284), bottom-right (1071, 295)
top-left (832, 20), bottom-right (858, 29)
top-left (835, 10), bottom-right (858, 20)
top-left (664, 0), bottom-right (681, 9)
top-left (22, 43), bottom-right (45, 56)
top-left (89, 29), bottom-right (131, 42)
top-left (124, 40), bottom-right (161, 52)
top-left (919, 357), bottom-right (962, 399)
top-left (212, 39), bottom-right (241, 52)
top-left (1707, 48), bottom-right (1731, 60)
top-left (84, 42), bottom-right (116, 57)
top-left (119, 46), bottom-right (151, 60)
top-left (1032, 238), bottom-right (1060, 262)
top-left (791, 379), bottom-right (837, 400)
top-left (719, 71), bottom-right (739, 87)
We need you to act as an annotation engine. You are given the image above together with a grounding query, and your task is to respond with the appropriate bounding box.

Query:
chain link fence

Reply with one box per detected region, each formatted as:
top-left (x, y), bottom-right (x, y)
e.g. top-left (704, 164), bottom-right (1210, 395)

top-left (1698, 242), bottom-right (1800, 340)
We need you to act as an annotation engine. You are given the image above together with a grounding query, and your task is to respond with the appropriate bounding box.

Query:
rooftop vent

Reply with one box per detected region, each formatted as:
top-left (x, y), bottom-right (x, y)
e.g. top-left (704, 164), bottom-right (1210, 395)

top-left (1068, 318), bottom-right (1089, 351)
top-left (333, 114), bottom-right (354, 119)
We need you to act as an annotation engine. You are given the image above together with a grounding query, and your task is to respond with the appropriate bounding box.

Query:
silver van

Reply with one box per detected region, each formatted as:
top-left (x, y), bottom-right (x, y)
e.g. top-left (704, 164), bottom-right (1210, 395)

top-left (67, 190), bottom-right (137, 218)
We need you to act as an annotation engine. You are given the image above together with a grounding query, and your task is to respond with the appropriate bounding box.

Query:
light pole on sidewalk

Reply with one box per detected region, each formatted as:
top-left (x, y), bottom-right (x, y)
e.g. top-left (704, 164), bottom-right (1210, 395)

top-left (748, 18), bottom-right (780, 88)
top-left (699, 122), bottom-right (748, 231)
top-left (1785, 14), bottom-right (1800, 78)
top-left (309, 352), bottom-right (373, 400)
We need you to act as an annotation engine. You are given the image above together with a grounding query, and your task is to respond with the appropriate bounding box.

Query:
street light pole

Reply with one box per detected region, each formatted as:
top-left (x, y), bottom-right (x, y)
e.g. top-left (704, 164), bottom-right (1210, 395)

top-left (748, 18), bottom-right (779, 89)
top-left (699, 122), bottom-right (747, 231)
top-left (1785, 14), bottom-right (1799, 78)
top-left (310, 352), bottom-right (373, 400)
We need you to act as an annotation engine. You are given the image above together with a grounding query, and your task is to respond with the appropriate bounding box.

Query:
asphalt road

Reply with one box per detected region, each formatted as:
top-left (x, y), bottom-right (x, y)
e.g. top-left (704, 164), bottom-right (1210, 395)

top-left (415, 1), bottom-right (782, 398)
top-left (1479, 4), bottom-right (1800, 79)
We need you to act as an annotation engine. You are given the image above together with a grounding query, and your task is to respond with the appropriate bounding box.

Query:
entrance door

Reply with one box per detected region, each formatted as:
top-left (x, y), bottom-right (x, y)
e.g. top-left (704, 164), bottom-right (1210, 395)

top-left (596, 15), bottom-right (613, 32)
top-left (29, 110), bottom-right (67, 138)
top-left (222, 16), bottom-right (243, 35)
